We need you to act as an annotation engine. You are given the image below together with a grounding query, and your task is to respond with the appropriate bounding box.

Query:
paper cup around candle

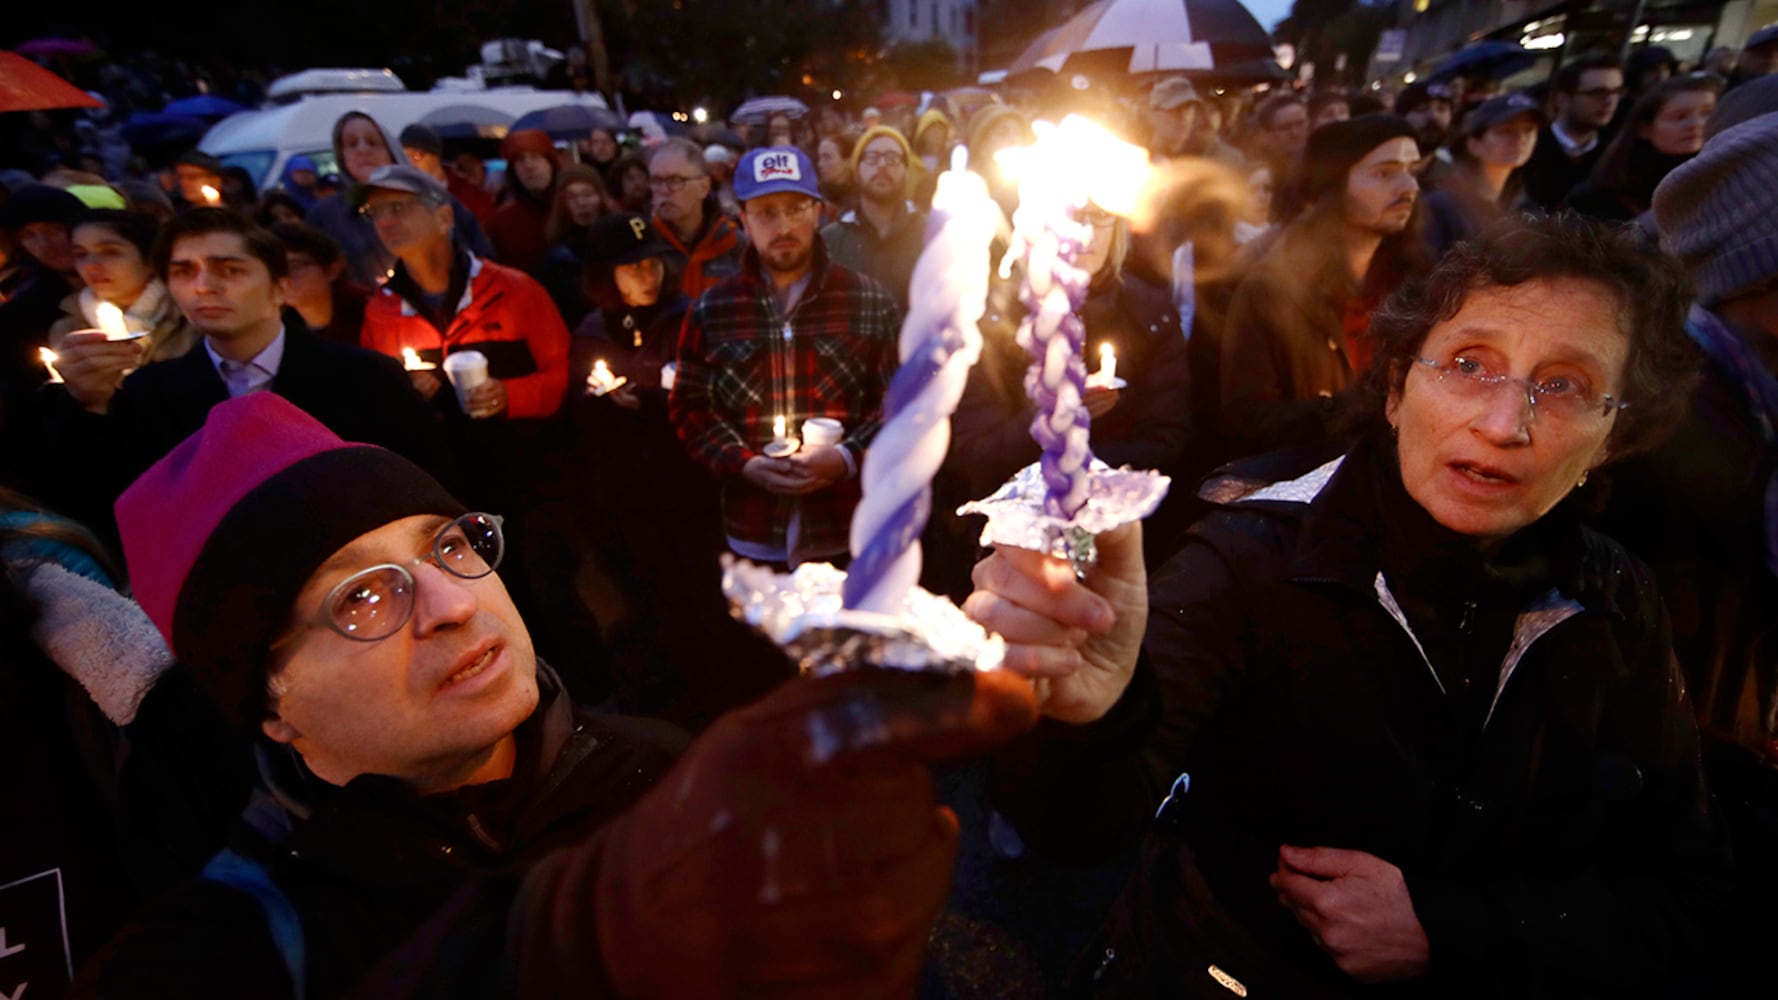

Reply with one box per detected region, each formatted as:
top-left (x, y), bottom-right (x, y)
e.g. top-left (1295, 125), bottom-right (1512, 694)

top-left (763, 438), bottom-right (800, 458)
top-left (442, 351), bottom-right (489, 410)
top-left (660, 362), bottom-right (677, 391)
top-left (801, 417), bottom-right (843, 448)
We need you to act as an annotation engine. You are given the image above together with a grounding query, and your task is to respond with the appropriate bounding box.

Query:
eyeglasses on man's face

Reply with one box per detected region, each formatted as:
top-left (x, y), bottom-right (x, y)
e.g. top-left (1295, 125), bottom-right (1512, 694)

top-left (859, 150), bottom-right (907, 168)
top-left (648, 174), bottom-right (704, 192)
top-left (299, 513), bottom-right (506, 644)
top-left (745, 198), bottom-right (820, 226)
top-left (1413, 355), bottom-right (1628, 423)
top-left (359, 197), bottom-right (433, 222)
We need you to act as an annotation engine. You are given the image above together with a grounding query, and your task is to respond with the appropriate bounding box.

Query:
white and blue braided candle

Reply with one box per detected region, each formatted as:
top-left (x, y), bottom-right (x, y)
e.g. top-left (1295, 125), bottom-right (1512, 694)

top-left (842, 155), bottom-right (999, 614)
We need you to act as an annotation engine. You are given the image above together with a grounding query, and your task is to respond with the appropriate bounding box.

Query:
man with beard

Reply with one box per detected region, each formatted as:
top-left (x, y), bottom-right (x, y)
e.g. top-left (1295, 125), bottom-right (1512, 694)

top-left (672, 146), bottom-right (900, 566)
top-left (1220, 116), bottom-right (1426, 458)
top-left (820, 126), bottom-right (925, 307)
top-left (1395, 81), bottom-right (1455, 184)
top-left (1522, 55), bottom-right (1625, 209)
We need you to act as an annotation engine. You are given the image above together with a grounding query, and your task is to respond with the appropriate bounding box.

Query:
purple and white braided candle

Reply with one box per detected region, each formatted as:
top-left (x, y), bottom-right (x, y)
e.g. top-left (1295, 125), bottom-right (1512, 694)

top-left (1008, 205), bottom-right (1094, 519)
top-left (843, 156), bottom-right (999, 615)
top-left (995, 116), bottom-right (1159, 521)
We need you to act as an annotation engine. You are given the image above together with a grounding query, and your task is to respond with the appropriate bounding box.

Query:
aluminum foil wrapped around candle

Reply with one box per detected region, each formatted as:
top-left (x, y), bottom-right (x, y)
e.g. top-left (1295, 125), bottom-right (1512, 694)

top-left (976, 116), bottom-right (1172, 576)
top-left (721, 149), bottom-right (1005, 675)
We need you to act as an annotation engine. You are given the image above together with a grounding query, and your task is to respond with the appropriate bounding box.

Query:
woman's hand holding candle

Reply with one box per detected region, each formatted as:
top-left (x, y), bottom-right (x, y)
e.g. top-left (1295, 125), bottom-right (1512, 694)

top-left (52, 331), bottom-right (145, 415)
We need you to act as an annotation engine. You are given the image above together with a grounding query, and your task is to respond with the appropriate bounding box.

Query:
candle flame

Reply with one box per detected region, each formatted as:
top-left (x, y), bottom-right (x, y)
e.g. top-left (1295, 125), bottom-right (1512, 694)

top-left (95, 301), bottom-right (129, 340)
top-left (773, 416), bottom-right (786, 440)
top-left (200, 184), bottom-right (221, 205)
top-left (40, 347), bottom-right (63, 382)
top-left (994, 115), bottom-right (1157, 221)
top-left (402, 347), bottom-right (423, 370)
top-left (1100, 343), bottom-right (1114, 360)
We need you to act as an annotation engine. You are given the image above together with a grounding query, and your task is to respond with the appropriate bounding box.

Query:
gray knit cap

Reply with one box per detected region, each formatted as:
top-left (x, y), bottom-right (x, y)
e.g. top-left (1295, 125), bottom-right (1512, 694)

top-left (1653, 112), bottom-right (1778, 306)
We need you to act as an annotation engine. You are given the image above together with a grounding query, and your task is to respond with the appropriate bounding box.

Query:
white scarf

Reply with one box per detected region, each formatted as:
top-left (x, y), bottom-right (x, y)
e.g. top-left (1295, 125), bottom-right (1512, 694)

top-left (78, 278), bottom-right (169, 334)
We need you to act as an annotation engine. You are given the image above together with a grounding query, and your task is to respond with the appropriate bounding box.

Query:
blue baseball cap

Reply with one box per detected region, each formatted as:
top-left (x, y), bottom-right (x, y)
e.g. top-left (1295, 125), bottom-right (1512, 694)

top-left (733, 146), bottom-right (820, 203)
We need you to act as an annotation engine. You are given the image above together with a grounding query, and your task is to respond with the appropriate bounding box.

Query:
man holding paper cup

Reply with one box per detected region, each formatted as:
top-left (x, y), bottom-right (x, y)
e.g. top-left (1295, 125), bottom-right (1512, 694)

top-left (355, 165), bottom-right (569, 422)
top-left (671, 146), bottom-right (900, 566)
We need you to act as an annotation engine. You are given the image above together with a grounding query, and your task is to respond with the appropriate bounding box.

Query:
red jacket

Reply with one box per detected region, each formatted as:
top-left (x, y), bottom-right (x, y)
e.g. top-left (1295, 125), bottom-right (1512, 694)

top-left (361, 253), bottom-right (569, 419)
top-left (654, 201), bottom-right (746, 302)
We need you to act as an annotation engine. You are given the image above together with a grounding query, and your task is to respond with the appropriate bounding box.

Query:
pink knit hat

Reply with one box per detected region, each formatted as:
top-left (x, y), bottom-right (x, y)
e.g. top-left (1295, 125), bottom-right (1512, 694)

top-left (116, 394), bottom-right (462, 725)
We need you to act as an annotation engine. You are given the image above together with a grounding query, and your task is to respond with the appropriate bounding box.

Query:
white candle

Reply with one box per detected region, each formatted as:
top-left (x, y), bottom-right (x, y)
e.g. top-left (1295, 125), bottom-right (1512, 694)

top-left (1098, 343), bottom-right (1117, 384)
top-left (96, 301), bottom-right (131, 340)
top-left (843, 149), bottom-right (998, 613)
top-left (40, 347), bottom-right (63, 383)
top-left (763, 414), bottom-right (800, 457)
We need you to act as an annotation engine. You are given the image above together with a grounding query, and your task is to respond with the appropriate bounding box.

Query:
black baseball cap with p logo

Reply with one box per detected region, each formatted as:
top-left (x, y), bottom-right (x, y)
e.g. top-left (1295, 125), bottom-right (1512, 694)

top-left (586, 212), bottom-right (670, 266)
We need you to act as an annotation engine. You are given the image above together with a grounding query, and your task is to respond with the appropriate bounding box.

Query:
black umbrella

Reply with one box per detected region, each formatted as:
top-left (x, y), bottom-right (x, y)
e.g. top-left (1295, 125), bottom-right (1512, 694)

top-left (1427, 41), bottom-right (1538, 83)
top-left (510, 104), bottom-right (626, 139)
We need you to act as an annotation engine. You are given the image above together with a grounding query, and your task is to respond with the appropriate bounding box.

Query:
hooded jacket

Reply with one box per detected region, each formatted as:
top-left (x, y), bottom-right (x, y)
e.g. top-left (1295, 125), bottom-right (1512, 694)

top-left (994, 435), bottom-right (1730, 998)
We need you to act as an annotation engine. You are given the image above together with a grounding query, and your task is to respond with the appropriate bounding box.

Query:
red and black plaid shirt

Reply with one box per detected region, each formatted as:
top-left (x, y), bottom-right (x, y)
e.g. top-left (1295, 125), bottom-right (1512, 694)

top-left (671, 242), bottom-right (901, 558)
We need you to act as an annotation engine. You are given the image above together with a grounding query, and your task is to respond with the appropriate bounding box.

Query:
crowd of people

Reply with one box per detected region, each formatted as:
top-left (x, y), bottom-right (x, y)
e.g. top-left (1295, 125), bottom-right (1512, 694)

top-left (2, 24), bottom-right (1778, 998)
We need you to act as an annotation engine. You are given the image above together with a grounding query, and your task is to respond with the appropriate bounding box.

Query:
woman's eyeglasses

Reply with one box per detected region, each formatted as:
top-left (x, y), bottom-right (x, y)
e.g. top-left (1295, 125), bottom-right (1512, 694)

top-left (1413, 356), bottom-right (1628, 423)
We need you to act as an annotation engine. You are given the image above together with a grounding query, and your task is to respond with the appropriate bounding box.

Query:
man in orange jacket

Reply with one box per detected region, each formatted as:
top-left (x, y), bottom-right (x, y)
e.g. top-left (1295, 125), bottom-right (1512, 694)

top-left (356, 165), bottom-right (569, 421)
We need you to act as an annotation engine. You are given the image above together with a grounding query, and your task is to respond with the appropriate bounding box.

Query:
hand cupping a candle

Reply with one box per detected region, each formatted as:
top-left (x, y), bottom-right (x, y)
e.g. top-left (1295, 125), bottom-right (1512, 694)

top-left (53, 331), bottom-right (150, 415)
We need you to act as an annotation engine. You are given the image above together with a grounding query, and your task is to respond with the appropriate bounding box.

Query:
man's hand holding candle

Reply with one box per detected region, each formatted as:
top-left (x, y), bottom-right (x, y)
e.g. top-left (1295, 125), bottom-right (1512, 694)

top-left (787, 443), bottom-right (848, 489)
top-left (742, 455), bottom-right (824, 496)
top-left (409, 370), bottom-right (444, 402)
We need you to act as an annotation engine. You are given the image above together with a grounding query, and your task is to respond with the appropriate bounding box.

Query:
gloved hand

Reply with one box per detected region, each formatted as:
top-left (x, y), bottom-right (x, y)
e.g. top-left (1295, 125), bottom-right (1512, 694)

top-left (520, 666), bottom-right (1038, 998)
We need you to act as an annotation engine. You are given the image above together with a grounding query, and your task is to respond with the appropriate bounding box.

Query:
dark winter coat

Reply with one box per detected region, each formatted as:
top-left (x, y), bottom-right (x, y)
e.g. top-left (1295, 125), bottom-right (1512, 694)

top-left (70, 665), bottom-right (683, 999)
top-left (945, 272), bottom-right (1192, 502)
top-left (994, 436), bottom-right (1730, 998)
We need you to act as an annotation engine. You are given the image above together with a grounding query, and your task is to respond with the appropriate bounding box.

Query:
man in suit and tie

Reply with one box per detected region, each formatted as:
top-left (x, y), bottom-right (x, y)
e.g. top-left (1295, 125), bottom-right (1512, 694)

top-left (42, 208), bottom-right (448, 544)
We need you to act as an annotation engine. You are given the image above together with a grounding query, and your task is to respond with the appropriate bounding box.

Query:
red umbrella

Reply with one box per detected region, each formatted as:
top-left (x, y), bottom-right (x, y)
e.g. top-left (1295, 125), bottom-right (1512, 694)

top-left (0, 52), bottom-right (103, 113)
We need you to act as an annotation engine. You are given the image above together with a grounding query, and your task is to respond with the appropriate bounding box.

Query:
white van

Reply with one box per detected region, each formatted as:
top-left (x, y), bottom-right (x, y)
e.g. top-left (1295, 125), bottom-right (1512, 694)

top-left (200, 88), bottom-right (613, 190)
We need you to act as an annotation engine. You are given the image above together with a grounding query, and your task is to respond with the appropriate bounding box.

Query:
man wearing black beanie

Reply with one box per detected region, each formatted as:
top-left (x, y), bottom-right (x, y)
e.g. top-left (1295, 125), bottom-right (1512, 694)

top-left (1219, 115), bottom-right (1426, 459)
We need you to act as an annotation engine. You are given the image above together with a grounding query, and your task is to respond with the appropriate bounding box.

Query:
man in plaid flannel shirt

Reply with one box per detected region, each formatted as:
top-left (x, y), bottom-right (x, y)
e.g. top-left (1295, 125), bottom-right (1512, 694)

top-left (672, 145), bottom-right (901, 565)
